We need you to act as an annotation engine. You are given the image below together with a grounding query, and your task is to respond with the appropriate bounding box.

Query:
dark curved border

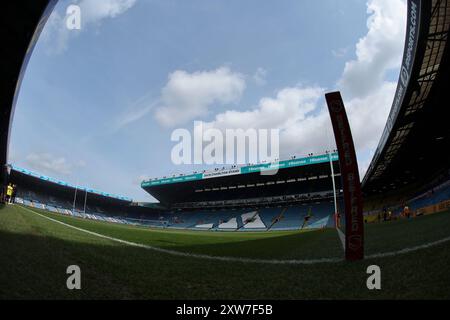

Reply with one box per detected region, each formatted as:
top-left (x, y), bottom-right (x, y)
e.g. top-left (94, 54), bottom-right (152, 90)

top-left (362, 0), bottom-right (425, 186)
top-left (1, 1), bottom-right (57, 187)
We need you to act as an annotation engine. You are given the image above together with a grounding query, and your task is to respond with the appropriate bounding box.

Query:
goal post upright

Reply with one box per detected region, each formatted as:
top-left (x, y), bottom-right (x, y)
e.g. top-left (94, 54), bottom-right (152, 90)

top-left (327, 151), bottom-right (338, 225)
top-left (325, 91), bottom-right (364, 261)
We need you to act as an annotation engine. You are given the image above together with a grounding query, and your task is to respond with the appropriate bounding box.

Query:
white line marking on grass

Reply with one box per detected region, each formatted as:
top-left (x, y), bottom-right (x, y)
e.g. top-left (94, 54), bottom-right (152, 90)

top-left (336, 227), bottom-right (345, 250)
top-left (21, 206), bottom-right (341, 265)
top-left (21, 206), bottom-right (450, 264)
top-left (365, 236), bottom-right (450, 259)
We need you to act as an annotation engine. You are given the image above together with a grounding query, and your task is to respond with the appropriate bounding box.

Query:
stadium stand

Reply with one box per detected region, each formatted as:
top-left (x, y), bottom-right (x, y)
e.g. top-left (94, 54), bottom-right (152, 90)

top-left (362, 0), bottom-right (450, 214)
top-left (1, 0), bottom-right (449, 236)
top-left (268, 207), bottom-right (303, 231)
top-left (217, 216), bottom-right (239, 230)
top-left (364, 177), bottom-right (450, 222)
top-left (240, 211), bottom-right (266, 230)
top-left (408, 180), bottom-right (450, 211)
top-left (7, 153), bottom-right (342, 232)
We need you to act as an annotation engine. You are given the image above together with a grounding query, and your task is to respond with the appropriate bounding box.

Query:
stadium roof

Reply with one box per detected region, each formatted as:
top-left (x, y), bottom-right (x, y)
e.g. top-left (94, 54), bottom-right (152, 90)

top-left (9, 165), bottom-right (132, 201)
top-left (142, 153), bottom-right (338, 187)
top-left (362, 0), bottom-right (450, 195)
top-left (142, 152), bottom-right (341, 205)
top-left (9, 167), bottom-right (133, 206)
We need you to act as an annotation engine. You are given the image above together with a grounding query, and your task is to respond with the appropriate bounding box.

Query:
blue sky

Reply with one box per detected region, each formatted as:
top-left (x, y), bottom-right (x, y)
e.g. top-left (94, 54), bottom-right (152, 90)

top-left (9, 0), bottom-right (407, 201)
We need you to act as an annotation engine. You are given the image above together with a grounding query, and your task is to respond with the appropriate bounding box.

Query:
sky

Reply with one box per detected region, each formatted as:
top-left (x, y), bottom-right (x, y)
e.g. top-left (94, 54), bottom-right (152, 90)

top-left (9, 0), bottom-right (407, 202)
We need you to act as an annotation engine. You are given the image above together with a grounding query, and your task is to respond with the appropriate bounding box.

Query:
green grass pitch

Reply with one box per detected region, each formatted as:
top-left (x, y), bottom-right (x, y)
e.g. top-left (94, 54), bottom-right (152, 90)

top-left (1, 204), bottom-right (449, 299)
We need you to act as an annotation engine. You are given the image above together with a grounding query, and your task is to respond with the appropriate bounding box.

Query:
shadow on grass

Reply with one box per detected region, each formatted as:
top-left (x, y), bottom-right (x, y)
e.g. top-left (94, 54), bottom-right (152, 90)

top-left (36, 205), bottom-right (450, 260)
top-left (30, 207), bottom-right (343, 260)
top-left (166, 228), bottom-right (343, 260)
top-left (1, 227), bottom-right (450, 300)
top-left (364, 210), bottom-right (450, 254)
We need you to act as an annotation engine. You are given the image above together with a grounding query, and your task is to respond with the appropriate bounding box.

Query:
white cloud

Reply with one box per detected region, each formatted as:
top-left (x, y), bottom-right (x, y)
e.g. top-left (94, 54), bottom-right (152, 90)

top-left (200, 85), bottom-right (327, 162)
top-left (206, 86), bottom-right (323, 132)
top-left (41, 0), bottom-right (137, 54)
top-left (154, 67), bottom-right (246, 127)
top-left (117, 104), bottom-right (154, 128)
top-left (253, 67), bottom-right (267, 86)
top-left (201, 81), bottom-right (395, 166)
top-left (40, 11), bottom-right (71, 54)
top-left (114, 92), bottom-right (158, 130)
top-left (200, 0), bottom-right (406, 174)
top-left (332, 47), bottom-right (349, 58)
top-left (345, 81), bottom-right (397, 153)
top-left (278, 81), bottom-right (396, 162)
top-left (338, 0), bottom-right (406, 98)
top-left (25, 153), bottom-right (85, 176)
top-left (79, 0), bottom-right (136, 24)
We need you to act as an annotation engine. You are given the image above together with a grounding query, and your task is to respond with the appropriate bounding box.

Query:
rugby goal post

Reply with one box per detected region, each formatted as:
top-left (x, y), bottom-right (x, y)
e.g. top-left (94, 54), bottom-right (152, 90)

top-left (325, 91), bottom-right (364, 261)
